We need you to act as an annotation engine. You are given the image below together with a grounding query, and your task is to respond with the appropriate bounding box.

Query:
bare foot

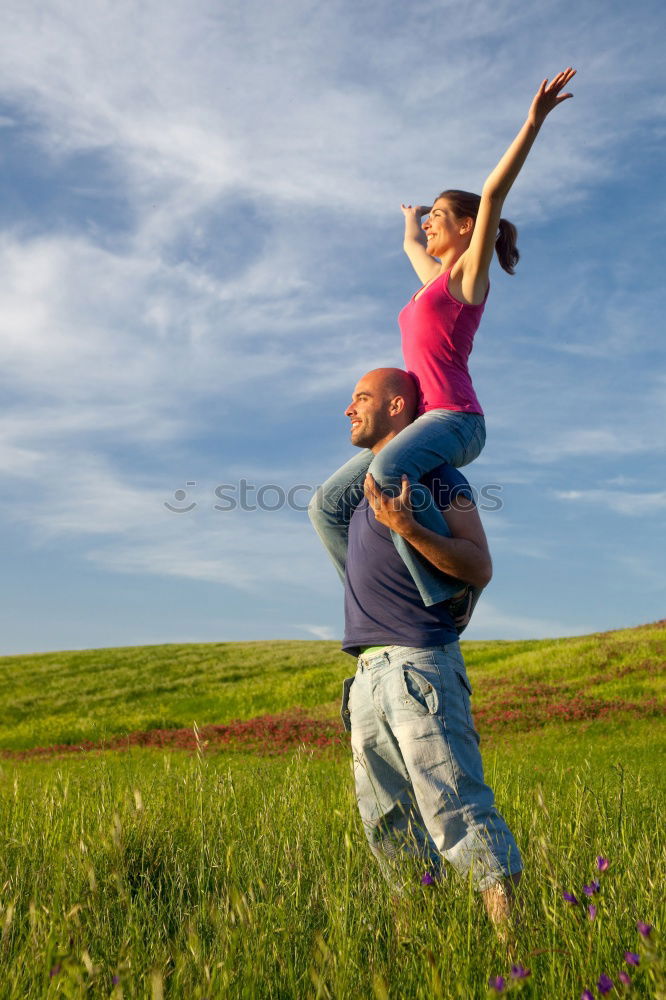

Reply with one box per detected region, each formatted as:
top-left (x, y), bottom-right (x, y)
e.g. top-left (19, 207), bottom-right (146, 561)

top-left (481, 872), bottom-right (522, 948)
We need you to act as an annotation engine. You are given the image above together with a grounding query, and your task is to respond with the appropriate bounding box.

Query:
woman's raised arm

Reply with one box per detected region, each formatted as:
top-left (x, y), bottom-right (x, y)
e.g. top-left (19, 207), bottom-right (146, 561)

top-left (460, 68), bottom-right (576, 304)
top-left (401, 203), bottom-right (442, 285)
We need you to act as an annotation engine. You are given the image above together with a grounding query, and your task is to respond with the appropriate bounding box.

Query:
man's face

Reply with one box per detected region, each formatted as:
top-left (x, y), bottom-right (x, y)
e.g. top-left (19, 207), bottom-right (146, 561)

top-left (345, 375), bottom-right (393, 449)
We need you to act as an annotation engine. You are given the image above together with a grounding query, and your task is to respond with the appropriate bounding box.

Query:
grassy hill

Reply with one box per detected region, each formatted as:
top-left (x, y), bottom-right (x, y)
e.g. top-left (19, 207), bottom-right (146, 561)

top-left (0, 624), bottom-right (664, 998)
top-left (0, 621), bottom-right (663, 752)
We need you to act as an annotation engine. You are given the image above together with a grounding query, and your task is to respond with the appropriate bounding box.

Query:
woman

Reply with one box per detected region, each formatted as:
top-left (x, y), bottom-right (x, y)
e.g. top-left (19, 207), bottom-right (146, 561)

top-left (309, 69), bottom-right (576, 608)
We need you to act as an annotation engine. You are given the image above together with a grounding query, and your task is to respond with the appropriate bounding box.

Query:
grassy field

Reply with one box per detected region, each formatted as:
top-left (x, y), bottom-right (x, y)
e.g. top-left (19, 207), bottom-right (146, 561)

top-left (0, 623), bottom-right (664, 998)
top-left (0, 621), bottom-right (663, 751)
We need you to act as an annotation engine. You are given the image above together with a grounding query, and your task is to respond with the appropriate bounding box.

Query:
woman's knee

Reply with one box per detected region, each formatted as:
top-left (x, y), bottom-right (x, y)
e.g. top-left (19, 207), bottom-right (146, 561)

top-left (307, 486), bottom-right (324, 524)
top-left (367, 452), bottom-right (403, 489)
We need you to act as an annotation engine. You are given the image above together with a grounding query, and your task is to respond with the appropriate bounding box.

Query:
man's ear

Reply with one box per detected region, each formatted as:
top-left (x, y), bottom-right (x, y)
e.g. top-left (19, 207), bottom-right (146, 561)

top-left (389, 395), bottom-right (405, 415)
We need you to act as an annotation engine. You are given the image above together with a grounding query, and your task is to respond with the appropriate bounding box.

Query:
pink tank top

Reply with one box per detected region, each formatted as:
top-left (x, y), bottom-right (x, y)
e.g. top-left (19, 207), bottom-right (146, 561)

top-left (398, 267), bottom-right (487, 415)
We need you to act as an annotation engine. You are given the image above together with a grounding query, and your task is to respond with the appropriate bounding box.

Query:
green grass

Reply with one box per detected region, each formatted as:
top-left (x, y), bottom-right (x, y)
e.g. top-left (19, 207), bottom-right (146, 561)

top-left (1, 621), bottom-right (664, 751)
top-left (0, 723), bottom-right (664, 998)
top-left (0, 625), bottom-right (664, 997)
top-left (0, 640), bottom-right (350, 750)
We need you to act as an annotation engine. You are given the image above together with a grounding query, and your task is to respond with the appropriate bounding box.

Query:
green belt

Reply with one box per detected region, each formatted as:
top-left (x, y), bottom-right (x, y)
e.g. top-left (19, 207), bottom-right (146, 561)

top-left (359, 645), bottom-right (388, 656)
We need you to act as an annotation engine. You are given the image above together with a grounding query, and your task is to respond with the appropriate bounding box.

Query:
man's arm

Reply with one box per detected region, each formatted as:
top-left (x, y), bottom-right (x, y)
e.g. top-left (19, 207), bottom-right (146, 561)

top-left (364, 474), bottom-right (492, 589)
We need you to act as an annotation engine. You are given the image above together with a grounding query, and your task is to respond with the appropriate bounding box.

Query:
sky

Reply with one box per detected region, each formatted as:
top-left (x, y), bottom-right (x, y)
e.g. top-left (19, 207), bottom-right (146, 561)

top-left (1, 0), bottom-right (664, 654)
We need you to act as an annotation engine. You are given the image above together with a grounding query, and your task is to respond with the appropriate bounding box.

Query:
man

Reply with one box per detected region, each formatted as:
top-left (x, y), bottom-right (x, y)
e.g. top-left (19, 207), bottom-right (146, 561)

top-left (308, 367), bottom-right (522, 931)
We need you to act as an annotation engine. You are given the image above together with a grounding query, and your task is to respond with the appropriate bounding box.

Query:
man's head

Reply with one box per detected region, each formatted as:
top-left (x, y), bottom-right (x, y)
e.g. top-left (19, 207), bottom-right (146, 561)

top-left (345, 368), bottom-right (418, 452)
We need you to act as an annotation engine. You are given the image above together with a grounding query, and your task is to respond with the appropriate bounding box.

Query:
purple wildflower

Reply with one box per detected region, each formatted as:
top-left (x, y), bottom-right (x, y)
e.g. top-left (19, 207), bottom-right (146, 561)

top-left (618, 971), bottom-right (631, 986)
top-left (637, 921), bottom-right (653, 938)
top-left (583, 880), bottom-right (601, 896)
top-left (563, 890), bottom-right (579, 905)
top-left (50, 965), bottom-right (61, 978)
top-left (596, 856), bottom-right (610, 872)
top-left (597, 973), bottom-right (614, 995)
top-left (510, 964), bottom-right (530, 979)
top-left (624, 952), bottom-right (640, 966)
top-left (421, 872), bottom-right (435, 886)
top-left (581, 991), bottom-right (594, 1000)
top-left (587, 904), bottom-right (597, 921)
top-left (112, 976), bottom-right (120, 986)
top-left (488, 975), bottom-right (505, 993)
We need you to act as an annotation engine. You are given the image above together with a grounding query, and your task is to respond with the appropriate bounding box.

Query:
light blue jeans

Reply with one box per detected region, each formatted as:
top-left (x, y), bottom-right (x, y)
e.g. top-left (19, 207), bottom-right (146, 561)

top-left (340, 644), bottom-right (522, 893)
top-left (308, 410), bottom-right (485, 607)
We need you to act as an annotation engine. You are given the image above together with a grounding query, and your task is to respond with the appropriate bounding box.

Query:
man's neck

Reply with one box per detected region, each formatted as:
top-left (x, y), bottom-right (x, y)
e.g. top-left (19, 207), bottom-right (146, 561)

top-left (371, 424), bottom-right (410, 454)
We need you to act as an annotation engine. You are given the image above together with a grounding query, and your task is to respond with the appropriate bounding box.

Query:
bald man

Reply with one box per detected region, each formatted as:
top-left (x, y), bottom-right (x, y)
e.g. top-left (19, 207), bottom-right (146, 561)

top-left (308, 368), bottom-right (522, 933)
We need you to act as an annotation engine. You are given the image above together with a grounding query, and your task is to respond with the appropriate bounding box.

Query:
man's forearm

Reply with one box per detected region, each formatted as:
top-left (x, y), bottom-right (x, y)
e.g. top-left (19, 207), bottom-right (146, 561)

top-left (400, 521), bottom-right (492, 589)
top-left (363, 474), bottom-right (492, 589)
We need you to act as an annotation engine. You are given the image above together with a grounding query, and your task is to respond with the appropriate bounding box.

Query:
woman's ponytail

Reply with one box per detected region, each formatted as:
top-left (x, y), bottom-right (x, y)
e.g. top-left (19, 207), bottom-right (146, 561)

top-left (495, 218), bottom-right (519, 275)
top-left (436, 191), bottom-right (520, 274)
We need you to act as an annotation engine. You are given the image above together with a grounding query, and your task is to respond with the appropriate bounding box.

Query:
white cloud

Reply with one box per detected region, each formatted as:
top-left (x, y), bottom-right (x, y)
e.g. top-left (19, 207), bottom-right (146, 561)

top-left (0, 0), bottom-right (664, 650)
top-left (467, 599), bottom-right (590, 640)
top-left (294, 624), bottom-right (337, 640)
top-left (2, 0), bottom-right (660, 223)
top-left (0, 435), bottom-right (44, 477)
top-left (611, 554), bottom-right (666, 591)
top-left (87, 518), bottom-right (329, 592)
top-left (1, 0), bottom-right (662, 440)
top-left (555, 489), bottom-right (666, 517)
top-left (3, 445), bottom-right (329, 593)
top-left (528, 428), bottom-right (661, 463)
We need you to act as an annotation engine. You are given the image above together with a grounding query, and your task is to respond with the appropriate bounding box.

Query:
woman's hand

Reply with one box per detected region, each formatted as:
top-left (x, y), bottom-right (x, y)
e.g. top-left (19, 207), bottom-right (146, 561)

top-left (401, 203), bottom-right (431, 220)
top-left (401, 204), bottom-right (442, 283)
top-left (462, 67), bottom-right (577, 296)
top-left (527, 68), bottom-right (576, 128)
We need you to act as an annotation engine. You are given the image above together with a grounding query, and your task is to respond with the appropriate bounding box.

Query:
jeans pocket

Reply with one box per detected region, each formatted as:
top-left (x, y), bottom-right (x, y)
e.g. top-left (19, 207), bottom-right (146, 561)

top-left (399, 666), bottom-right (440, 716)
top-left (476, 418), bottom-right (486, 450)
top-left (340, 676), bottom-right (355, 733)
top-left (472, 419), bottom-right (486, 460)
top-left (455, 667), bottom-right (473, 696)
top-left (460, 417), bottom-right (486, 467)
top-left (453, 668), bottom-right (477, 738)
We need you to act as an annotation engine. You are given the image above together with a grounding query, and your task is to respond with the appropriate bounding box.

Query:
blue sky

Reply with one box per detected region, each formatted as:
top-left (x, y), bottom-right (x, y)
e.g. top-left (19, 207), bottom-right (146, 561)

top-left (1, 0), bottom-right (664, 654)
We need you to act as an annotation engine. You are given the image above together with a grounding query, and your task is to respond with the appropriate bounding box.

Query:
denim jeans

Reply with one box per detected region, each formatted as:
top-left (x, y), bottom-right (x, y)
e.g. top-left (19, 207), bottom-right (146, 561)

top-left (340, 643), bottom-right (522, 893)
top-left (308, 410), bottom-right (485, 607)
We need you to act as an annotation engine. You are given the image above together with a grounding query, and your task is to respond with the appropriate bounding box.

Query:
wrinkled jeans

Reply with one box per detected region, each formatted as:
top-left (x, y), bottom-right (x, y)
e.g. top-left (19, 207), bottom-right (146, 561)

top-left (340, 643), bottom-right (522, 893)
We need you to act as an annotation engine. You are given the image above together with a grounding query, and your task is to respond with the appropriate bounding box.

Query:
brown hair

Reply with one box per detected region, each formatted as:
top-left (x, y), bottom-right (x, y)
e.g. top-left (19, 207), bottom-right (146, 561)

top-left (436, 189), bottom-right (519, 275)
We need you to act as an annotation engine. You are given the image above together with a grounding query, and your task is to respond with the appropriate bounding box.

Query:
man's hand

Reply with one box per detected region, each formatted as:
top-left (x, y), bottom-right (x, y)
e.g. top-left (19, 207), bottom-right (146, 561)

top-left (446, 585), bottom-right (476, 632)
top-left (364, 473), bottom-right (415, 535)
top-left (365, 472), bottom-right (492, 591)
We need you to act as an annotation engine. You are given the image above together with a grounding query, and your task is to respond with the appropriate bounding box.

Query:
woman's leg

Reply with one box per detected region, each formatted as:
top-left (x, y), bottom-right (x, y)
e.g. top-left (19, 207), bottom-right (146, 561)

top-left (368, 411), bottom-right (485, 606)
top-left (307, 449), bottom-right (373, 582)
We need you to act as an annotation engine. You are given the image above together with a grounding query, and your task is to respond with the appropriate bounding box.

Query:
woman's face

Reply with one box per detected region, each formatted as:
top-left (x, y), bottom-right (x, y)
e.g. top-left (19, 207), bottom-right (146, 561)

top-left (422, 199), bottom-right (472, 257)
